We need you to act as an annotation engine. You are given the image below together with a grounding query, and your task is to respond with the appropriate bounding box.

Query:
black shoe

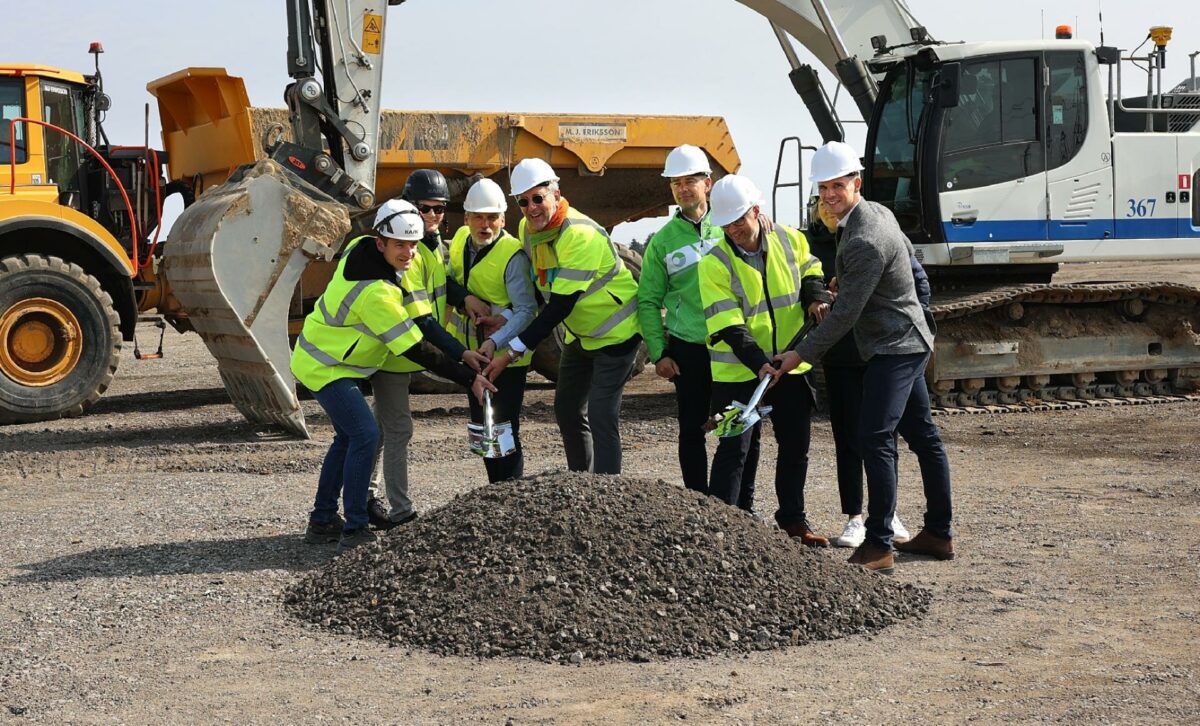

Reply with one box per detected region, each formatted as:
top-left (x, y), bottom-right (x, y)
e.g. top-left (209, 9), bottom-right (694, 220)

top-left (337, 527), bottom-right (378, 553)
top-left (367, 496), bottom-right (391, 529)
top-left (304, 513), bottom-right (345, 544)
top-left (376, 510), bottom-right (418, 531)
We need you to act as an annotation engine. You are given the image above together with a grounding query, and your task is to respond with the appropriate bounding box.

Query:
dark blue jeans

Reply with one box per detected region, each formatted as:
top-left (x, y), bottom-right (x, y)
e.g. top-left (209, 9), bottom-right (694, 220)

top-left (859, 352), bottom-right (953, 549)
top-left (312, 377), bottom-right (380, 532)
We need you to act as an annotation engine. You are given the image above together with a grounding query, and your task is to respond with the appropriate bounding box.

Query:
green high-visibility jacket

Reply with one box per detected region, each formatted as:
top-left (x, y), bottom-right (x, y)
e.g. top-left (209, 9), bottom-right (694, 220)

top-left (384, 232), bottom-right (446, 373)
top-left (291, 237), bottom-right (425, 392)
top-left (636, 211), bottom-right (723, 361)
top-left (519, 207), bottom-right (640, 350)
top-left (698, 222), bottom-right (823, 382)
top-left (444, 226), bottom-right (532, 367)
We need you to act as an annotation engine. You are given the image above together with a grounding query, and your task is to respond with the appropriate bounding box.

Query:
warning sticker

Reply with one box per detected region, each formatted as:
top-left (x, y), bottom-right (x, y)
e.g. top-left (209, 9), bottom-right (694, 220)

top-left (362, 14), bottom-right (382, 54)
top-left (559, 123), bottom-right (628, 143)
top-left (1180, 174), bottom-right (1192, 190)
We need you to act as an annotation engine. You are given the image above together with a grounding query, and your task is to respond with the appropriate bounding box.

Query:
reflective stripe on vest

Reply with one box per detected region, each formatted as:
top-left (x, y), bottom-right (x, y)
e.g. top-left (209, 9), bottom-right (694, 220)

top-left (522, 211), bottom-right (638, 347)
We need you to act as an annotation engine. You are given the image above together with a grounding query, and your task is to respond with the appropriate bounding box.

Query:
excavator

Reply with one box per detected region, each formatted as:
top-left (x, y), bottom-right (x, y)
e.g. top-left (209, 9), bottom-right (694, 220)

top-left (0, 4), bottom-right (740, 431)
top-left (3, 0), bottom-right (1199, 434)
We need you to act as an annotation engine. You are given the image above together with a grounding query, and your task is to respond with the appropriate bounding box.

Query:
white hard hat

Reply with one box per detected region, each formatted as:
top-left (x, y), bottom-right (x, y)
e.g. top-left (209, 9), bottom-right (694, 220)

top-left (509, 158), bottom-right (560, 196)
top-left (809, 141), bottom-right (864, 183)
top-left (662, 144), bottom-right (712, 178)
top-left (709, 175), bottom-right (762, 227)
top-left (373, 198), bottom-right (423, 241)
top-left (464, 178), bottom-right (508, 213)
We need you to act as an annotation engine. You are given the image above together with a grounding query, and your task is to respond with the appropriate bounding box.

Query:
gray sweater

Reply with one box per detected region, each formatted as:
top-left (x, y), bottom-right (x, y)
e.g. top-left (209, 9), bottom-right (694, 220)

top-left (794, 200), bottom-right (933, 363)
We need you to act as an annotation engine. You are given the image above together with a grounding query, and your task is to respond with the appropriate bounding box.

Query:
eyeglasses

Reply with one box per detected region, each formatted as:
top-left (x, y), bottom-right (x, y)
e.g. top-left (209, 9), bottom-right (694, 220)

top-left (517, 194), bottom-right (548, 208)
top-left (417, 204), bottom-right (446, 215)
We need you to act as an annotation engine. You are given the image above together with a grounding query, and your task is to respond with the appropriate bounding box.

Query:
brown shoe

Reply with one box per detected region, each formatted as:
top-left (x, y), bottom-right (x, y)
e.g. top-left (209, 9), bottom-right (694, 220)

top-left (781, 520), bottom-right (829, 548)
top-left (894, 529), bottom-right (955, 560)
top-left (848, 541), bottom-right (895, 574)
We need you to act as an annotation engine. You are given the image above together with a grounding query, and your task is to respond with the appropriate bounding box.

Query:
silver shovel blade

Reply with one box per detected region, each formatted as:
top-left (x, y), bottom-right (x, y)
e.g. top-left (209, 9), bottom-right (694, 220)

top-left (710, 402), bottom-right (773, 438)
top-left (467, 421), bottom-right (517, 458)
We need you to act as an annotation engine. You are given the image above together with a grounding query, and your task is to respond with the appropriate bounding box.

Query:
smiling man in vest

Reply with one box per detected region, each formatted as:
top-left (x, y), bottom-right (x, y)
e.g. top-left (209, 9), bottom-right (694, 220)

top-left (636, 145), bottom-right (726, 494)
top-left (699, 174), bottom-right (832, 546)
top-left (444, 178), bottom-right (537, 482)
top-left (482, 158), bottom-right (641, 474)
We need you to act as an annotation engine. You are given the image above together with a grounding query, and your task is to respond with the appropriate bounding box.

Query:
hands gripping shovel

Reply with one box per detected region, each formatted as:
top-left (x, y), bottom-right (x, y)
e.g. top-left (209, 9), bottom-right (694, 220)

top-left (468, 389), bottom-right (516, 458)
top-left (467, 321), bottom-right (515, 458)
top-left (704, 317), bottom-right (816, 438)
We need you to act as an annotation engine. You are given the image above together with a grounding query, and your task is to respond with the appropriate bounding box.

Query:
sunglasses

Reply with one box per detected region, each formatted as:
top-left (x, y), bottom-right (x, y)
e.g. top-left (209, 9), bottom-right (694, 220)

top-left (417, 204), bottom-right (446, 215)
top-left (517, 194), bottom-right (549, 208)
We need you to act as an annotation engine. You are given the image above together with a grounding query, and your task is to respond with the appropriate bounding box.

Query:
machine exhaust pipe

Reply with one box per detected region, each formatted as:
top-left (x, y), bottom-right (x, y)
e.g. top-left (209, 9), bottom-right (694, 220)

top-left (788, 65), bottom-right (844, 143)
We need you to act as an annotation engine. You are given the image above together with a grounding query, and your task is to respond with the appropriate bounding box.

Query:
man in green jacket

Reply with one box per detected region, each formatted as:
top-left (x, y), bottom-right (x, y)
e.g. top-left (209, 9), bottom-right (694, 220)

top-left (636, 145), bottom-right (725, 494)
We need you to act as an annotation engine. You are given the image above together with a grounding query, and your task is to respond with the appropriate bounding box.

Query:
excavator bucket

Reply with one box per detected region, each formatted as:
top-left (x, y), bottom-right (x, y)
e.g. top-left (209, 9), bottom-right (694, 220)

top-left (163, 160), bottom-right (350, 437)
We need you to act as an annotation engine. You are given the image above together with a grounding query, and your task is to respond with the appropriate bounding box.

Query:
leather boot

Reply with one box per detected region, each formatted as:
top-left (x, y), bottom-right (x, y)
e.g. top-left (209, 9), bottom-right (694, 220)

top-left (367, 496), bottom-right (391, 530)
top-left (781, 520), bottom-right (830, 548)
top-left (894, 529), bottom-right (955, 560)
top-left (848, 540), bottom-right (895, 574)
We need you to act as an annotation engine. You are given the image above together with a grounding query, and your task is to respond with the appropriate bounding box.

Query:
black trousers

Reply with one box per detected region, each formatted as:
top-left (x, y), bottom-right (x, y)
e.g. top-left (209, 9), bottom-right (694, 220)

top-left (666, 337), bottom-right (712, 494)
top-left (554, 340), bottom-right (639, 475)
top-left (466, 366), bottom-right (527, 482)
top-left (709, 374), bottom-right (812, 527)
top-left (859, 352), bottom-right (953, 548)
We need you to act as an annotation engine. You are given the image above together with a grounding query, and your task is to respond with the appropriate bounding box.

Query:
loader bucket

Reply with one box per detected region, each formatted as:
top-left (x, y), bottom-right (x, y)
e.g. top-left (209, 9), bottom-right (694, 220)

top-left (163, 160), bottom-right (350, 437)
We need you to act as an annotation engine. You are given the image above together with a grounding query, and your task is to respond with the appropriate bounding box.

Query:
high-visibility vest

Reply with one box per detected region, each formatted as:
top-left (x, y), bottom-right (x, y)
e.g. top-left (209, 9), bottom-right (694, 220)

top-left (384, 233), bottom-right (447, 373)
top-left (698, 222), bottom-right (823, 383)
top-left (444, 226), bottom-right (533, 367)
top-left (519, 207), bottom-right (640, 350)
top-left (636, 211), bottom-right (723, 360)
top-left (290, 236), bottom-right (425, 392)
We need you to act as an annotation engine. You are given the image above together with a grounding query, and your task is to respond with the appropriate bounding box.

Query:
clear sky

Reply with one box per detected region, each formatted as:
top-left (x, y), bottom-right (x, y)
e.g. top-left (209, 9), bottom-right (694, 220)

top-left (6, 0), bottom-right (1196, 242)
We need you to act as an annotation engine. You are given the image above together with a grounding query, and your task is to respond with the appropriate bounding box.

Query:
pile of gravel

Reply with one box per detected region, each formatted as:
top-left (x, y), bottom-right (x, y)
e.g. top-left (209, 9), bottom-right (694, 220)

top-left (284, 472), bottom-right (930, 662)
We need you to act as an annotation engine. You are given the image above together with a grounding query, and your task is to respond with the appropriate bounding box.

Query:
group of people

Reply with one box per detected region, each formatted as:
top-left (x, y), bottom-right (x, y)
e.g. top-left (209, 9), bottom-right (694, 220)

top-left (290, 140), bottom-right (955, 575)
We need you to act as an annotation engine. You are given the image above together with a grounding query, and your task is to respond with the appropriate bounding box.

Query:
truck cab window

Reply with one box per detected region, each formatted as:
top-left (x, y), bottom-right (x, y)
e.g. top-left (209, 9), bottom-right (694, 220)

top-left (1, 79), bottom-right (26, 164)
top-left (940, 57), bottom-right (1043, 191)
top-left (41, 81), bottom-right (85, 195)
top-left (1045, 51), bottom-right (1088, 170)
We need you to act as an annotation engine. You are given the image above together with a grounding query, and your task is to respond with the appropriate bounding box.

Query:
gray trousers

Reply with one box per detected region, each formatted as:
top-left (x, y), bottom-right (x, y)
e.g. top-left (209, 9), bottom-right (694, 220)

top-left (369, 371), bottom-right (414, 520)
top-left (554, 340), bottom-right (638, 475)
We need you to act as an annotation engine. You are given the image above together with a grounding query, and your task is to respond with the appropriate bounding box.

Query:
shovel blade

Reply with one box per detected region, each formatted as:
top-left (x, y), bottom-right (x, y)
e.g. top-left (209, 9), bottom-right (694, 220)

top-left (467, 421), bottom-right (517, 458)
top-left (708, 402), bottom-right (772, 438)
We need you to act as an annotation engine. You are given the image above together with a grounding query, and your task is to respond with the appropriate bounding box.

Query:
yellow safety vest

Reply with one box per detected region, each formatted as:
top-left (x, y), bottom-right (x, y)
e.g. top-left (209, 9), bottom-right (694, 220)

top-left (519, 207), bottom-right (640, 350)
top-left (698, 222), bottom-right (823, 383)
top-left (384, 233), bottom-right (447, 373)
top-left (444, 226), bottom-right (533, 367)
top-left (290, 237), bottom-right (425, 392)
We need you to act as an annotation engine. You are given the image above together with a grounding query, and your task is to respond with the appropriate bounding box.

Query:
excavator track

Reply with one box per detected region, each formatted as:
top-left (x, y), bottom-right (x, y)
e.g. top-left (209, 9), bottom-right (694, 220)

top-left (927, 281), bottom-right (1200, 414)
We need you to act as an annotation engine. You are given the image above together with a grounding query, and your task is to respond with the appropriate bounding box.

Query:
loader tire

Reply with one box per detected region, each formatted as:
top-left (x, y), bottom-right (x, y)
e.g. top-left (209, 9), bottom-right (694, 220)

top-left (0, 255), bottom-right (121, 424)
top-left (531, 244), bottom-right (649, 382)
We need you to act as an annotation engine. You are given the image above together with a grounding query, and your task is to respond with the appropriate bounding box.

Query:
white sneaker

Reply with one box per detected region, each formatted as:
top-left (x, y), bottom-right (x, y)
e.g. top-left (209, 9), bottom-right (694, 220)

top-left (834, 518), bottom-right (866, 548)
top-left (891, 513), bottom-right (911, 542)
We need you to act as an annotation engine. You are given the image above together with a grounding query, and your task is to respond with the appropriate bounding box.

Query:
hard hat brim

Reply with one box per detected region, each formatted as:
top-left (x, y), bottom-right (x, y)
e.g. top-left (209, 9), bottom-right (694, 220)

top-left (510, 178), bottom-right (559, 197)
top-left (711, 203), bottom-right (752, 228)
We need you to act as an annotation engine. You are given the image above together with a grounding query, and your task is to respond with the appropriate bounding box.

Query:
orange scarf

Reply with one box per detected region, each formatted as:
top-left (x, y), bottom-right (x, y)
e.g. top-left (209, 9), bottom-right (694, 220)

top-left (530, 198), bottom-right (571, 286)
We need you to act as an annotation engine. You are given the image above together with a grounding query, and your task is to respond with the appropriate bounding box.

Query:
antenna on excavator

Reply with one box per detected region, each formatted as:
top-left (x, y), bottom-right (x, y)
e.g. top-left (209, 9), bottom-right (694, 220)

top-left (1099, 0), bottom-right (1106, 46)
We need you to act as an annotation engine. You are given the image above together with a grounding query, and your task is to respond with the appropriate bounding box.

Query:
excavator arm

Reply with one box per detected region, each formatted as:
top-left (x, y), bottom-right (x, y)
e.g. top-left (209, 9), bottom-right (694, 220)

top-left (163, 0), bottom-right (403, 437)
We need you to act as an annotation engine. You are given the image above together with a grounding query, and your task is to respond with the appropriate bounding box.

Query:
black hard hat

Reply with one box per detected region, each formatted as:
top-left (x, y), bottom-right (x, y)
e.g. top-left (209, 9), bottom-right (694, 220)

top-left (402, 169), bottom-right (450, 203)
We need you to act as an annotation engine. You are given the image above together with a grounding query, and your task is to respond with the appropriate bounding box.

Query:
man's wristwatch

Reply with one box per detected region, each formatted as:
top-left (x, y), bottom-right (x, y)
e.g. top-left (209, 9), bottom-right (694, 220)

top-left (506, 348), bottom-right (520, 362)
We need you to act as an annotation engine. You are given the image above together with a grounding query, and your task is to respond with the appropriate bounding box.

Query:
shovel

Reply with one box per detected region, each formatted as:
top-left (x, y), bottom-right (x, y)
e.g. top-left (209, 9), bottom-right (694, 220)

top-left (706, 374), bottom-right (774, 438)
top-left (467, 387), bottom-right (516, 459)
top-left (704, 317), bottom-right (818, 439)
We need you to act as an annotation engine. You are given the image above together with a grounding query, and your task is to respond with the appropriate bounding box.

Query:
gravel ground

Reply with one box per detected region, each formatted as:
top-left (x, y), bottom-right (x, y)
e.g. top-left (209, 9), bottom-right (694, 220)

top-left (2, 262), bottom-right (1199, 723)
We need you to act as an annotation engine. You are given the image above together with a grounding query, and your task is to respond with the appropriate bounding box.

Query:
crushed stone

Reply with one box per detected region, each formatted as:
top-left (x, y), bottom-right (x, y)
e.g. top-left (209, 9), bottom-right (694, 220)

top-left (284, 471), bottom-right (931, 662)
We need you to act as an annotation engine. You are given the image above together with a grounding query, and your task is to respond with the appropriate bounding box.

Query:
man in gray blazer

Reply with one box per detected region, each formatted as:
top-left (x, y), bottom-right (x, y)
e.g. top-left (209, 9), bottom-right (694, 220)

top-left (775, 141), bottom-right (953, 574)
